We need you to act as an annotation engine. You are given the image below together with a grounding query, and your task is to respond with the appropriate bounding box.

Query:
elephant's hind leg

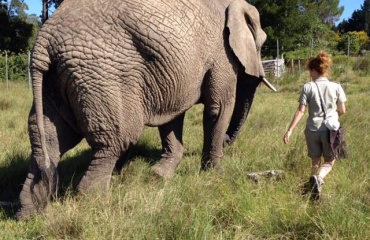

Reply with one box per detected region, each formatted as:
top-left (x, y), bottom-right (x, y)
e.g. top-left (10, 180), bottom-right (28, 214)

top-left (77, 128), bottom-right (142, 193)
top-left (151, 113), bottom-right (185, 179)
top-left (77, 147), bottom-right (119, 193)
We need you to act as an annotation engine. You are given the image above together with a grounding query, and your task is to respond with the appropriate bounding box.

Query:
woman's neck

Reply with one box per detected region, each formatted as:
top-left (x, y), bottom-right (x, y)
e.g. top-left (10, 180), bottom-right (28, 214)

top-left (312, 74), bottom-right (327, 81)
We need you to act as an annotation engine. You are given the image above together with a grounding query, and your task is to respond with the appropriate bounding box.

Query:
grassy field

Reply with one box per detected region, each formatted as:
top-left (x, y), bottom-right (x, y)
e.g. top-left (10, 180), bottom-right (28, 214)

top-left (0, 69), bottom-right (369, 239)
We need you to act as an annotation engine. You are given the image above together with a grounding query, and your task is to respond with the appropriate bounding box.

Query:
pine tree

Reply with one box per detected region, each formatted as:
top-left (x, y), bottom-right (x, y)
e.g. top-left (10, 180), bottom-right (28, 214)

top-left (42, 0), bottom-right (63, 23)
top-left (363, 0), bottom-right (370, 36)
top-left (337, 0), bottom-right (370, 36)
top-left (0, 0), bottom-right (34, 53)
top-left (315, 0), bottom-right (344, 26)
top-left (250, 0), bottom-right (342, 56)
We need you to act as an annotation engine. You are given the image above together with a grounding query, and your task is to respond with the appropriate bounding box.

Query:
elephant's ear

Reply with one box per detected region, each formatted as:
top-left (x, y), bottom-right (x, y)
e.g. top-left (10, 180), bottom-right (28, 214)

top-left (227, 0), bottom-right (266, 78)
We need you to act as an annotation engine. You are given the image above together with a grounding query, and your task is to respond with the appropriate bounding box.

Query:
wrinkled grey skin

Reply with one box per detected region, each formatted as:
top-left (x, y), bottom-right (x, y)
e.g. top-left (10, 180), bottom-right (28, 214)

top-left (17, 0), bottom-right (267, 219)
top-left (153, 75), bottom-right (261, 179)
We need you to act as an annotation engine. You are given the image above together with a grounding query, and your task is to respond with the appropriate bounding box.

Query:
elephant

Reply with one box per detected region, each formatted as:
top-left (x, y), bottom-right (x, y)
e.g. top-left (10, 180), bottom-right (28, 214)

top-left (16, 0), bottom-right (275, 219)
top-left (152, 76), bottom-right (270, 179)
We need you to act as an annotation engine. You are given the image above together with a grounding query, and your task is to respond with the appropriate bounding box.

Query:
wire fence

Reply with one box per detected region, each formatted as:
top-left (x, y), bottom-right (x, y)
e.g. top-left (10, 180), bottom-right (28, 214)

top-left (0, 51), bottom-right (31, 90)
top-left (1, 50), bottom-right (369, 92)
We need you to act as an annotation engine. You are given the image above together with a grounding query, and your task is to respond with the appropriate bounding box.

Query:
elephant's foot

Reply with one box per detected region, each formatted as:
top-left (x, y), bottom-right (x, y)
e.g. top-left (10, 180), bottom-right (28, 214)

top-left (78, 161), bottom-right (116, 195)
top-left (16, 196), bottom-right (38, 221)
top-left (151, 154), bottom-right (182, 179)
top-left (78, 171), bottom-right (113, 195)
top-left (16, 167), bottom-right (58, 220)
top-left (200, 157), bottom-right (222, 171)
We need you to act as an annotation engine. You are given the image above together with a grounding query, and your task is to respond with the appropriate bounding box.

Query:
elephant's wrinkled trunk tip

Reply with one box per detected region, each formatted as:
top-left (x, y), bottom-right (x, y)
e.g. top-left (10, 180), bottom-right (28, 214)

top-left (261, 77), bottom-right (277, 92)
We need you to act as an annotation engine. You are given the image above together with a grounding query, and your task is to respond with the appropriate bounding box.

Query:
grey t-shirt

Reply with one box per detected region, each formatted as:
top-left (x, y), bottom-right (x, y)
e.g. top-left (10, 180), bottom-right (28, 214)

top-left (298, 77), bottom-right (347, 131)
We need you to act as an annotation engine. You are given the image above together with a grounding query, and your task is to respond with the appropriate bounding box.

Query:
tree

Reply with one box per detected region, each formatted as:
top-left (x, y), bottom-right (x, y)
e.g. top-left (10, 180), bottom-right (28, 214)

top-left (27, 13), bottom-right (40, 25)
top-left (311, 0), bottom-right (344, 26)
top-left (8, 0), bottom-right (28, 19)
top-left (0, 0), bottom-right (35, 53)
top-left (41, 0), bottom-right (63, 23)
top-left (250, 0), bottom-right (310, 56)
top-left (42, 0), bottom-right (47, 23)
top-left (337, 31), bottom-right (369, 54)
top-left (249, 0), bottom-right (341, 57)
top-left (50, 0), bottom-right (63, 8)
top-left (338, 10), bottom-right (365, 33)
top-left (363, 0), bottom-right (370, 36)
top-left (337, 0), bottom-right (370, 36)
top-left (1, 0), bottom-right (28, 20)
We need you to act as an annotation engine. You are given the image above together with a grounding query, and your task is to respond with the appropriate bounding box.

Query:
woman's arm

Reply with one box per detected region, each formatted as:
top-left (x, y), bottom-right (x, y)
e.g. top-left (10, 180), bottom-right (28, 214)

top-left (283, 104), bottom-right (306, 144)
top-left (337, 102), bottom-right (346, 116)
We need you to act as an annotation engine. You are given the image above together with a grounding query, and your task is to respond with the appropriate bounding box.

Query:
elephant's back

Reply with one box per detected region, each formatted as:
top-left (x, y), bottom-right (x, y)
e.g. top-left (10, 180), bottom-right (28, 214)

top-left (37, 0), bottom-right (225, 80)
top-left (34, 0), bottom-right (228, 125)
top-left (118, 0), bottom-right (227, 108)
top-left (42, 0), bottom-right (225, 54)
top-left (120, 0), bottom-right (225, 65)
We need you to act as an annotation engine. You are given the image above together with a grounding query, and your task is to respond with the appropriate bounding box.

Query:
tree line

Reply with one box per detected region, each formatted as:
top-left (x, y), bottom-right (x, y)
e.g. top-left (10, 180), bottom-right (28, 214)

top-left (249, 0), bottom-right (370, 58)
top-left (0, 0), bottom-right (62, 54)
top-left (1, 0), bottom-right (369, 58)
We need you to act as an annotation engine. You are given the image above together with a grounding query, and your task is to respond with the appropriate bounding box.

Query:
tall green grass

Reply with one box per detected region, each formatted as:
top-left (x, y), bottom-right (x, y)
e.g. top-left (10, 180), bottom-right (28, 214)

top-left (0, 73), bottom-right (369, 239)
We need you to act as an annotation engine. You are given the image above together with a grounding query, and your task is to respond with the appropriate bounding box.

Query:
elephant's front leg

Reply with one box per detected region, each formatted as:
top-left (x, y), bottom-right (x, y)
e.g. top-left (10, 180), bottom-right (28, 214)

top-left (151, 113), bottom-right (185, 179)
top-left (201, 97), bottom-right (234, 171)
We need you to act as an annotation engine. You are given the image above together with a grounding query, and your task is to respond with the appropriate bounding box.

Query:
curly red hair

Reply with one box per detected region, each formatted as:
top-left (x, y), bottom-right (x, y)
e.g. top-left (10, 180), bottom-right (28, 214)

top-left (308, 51), bottom-right (332, 75)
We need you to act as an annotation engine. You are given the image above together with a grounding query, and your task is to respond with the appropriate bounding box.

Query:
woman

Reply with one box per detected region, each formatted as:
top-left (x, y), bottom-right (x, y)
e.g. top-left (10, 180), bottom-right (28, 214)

top-left (283, 51), bottom-right (347, 200)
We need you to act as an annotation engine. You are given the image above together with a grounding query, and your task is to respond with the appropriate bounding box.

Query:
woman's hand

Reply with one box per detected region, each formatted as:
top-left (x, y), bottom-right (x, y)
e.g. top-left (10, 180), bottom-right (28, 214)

top-left (283, 104), bottom-right (305, 145)
top-left (283, 130), bottom-right (292, 144)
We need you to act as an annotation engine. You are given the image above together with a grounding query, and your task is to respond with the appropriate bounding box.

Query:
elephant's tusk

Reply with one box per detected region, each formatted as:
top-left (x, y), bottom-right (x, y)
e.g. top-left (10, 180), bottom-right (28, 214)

top-left (261, 77), bottom-right (277, 92)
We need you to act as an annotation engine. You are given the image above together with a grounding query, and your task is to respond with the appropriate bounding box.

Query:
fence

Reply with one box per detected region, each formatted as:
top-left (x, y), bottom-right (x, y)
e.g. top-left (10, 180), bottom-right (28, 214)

top-left (262, 57), bottom-right (285, 78)
top-left (1, 51), bottom-right (369, 91)
top-left (0, 51), bottom-right (31, 90)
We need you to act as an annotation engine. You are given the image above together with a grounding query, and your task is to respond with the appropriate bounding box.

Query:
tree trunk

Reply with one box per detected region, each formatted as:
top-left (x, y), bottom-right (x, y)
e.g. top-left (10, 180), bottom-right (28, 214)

top-left (42, 0), bottom-right (48, 23)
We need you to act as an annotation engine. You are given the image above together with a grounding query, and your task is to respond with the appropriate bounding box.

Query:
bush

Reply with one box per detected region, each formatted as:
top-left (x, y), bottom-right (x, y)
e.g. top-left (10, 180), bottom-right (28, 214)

top-left (353, 57), bottom-right (370, 75)
top-left (0, 51), bottom-right (29, 82)
top-left (284, 48), bottom-right (312, 62)
top-left (332, 55), bottom-right (350, 65)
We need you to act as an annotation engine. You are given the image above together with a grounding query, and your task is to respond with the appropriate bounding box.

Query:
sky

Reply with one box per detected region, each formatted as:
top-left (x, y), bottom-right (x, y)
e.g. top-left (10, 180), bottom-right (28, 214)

top-left (24, 0), bottom-right (364, 22)
top-left (338, 0), bottom-right (364, 21)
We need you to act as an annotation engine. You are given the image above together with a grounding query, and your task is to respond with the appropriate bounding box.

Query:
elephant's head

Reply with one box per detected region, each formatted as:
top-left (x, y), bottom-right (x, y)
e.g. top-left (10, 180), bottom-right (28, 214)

top-left (227, 0), bottom-right (266, 79)
top-left (224, 0), bottom-right (275, 146)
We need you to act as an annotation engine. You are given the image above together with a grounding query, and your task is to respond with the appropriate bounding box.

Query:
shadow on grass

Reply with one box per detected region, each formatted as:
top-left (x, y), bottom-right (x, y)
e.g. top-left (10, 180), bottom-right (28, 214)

top-left (0, 152), bottom-right (29, 202)
top-left (0, 141), bottom-right (162, 219)
top-left (0, 152), bottom-right (29, 219)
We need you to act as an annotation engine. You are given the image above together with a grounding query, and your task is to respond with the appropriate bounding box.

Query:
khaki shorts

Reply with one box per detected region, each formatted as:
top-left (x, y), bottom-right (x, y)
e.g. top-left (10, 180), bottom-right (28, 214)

top-left (304, 128), bottom-right (333, 160)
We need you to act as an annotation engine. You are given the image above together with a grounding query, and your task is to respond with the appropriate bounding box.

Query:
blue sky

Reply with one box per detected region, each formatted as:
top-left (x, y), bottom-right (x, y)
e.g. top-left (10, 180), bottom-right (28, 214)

top-left (339, 0), bottom-right (364, 21)
top-left (24, 0), bottom-right (363, 22)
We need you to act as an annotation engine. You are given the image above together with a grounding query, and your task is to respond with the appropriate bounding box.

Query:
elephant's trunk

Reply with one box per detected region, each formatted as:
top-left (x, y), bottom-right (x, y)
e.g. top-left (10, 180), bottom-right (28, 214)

top-left (224, 74), bottom-right (260, 147)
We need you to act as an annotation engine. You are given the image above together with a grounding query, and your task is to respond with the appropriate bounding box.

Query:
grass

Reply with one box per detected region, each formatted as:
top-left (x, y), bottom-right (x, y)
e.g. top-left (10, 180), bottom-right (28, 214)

top-left (0, 70), bottom-right (370, 239)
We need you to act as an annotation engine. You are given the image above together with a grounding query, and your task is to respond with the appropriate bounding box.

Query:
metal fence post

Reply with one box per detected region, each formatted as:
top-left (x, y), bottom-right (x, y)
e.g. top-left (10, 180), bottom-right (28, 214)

top-left (276, 39), bottom-right (279, 90)
top-left (5, 51), bottom-right (9, 90)
top-left (28, 51), bottom-right (31, 89)
top-left (346, 36), bottom-right (351, 88)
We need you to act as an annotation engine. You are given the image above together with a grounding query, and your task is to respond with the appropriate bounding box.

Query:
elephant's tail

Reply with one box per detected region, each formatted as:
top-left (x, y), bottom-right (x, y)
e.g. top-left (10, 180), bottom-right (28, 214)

top-left (30, 43), bottom-right (52, 170)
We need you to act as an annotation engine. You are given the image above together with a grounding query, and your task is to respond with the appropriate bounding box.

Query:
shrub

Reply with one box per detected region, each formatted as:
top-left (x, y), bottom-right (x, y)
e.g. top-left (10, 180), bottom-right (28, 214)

top-left (0, 51), bottom-right (29, 82)
top-left (353, 57), bottom-right (370, 75)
